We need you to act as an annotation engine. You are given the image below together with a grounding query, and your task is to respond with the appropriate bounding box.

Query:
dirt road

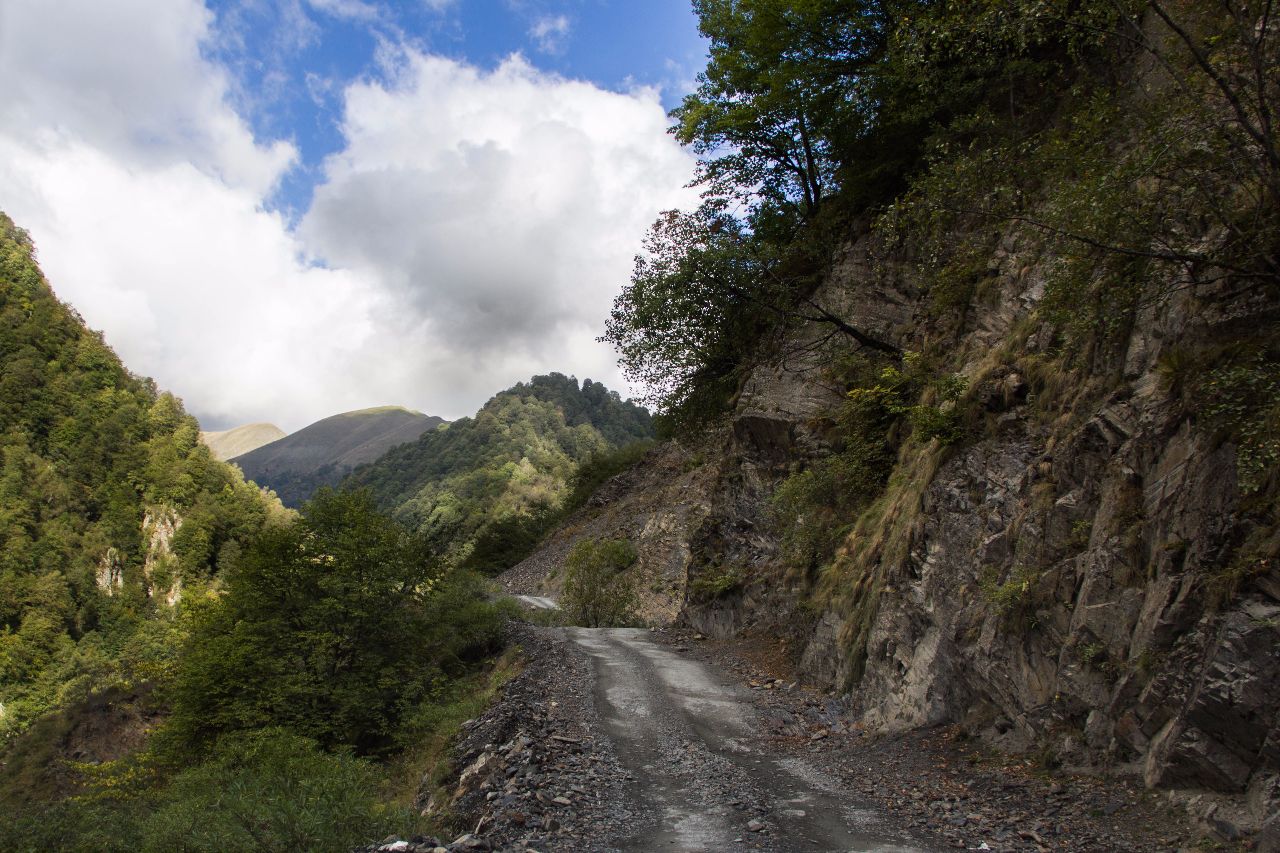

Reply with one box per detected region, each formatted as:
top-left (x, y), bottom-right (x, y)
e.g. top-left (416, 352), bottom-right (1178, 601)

top-left (566, 627), bottom-right (933, 852)
top-left (368, 625), bottom-right (1189, 852)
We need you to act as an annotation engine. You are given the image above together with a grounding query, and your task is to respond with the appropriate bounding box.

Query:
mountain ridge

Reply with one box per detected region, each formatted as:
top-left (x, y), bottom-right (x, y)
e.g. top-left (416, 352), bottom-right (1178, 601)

top-left (199, 422), bottom-right (285, 461)
top-left (344, 373), bottom-right (653, 566)
top-left (233, 406), bottom-right (445, 507)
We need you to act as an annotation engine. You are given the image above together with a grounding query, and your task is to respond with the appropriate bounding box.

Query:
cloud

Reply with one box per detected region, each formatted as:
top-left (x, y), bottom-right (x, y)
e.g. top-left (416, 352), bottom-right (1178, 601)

top-left (0, 138), bottom-right (399, 425)
top-left (528, 14), bottom-right (571, 53)
top-left (0, 1), bottom-right (695, 431)
top-left (303, 54), bottom-right (693, 355)
top-left (0, 0), bottom-right (296, 196)
top-left (305, 0), bottom-right (382, 23)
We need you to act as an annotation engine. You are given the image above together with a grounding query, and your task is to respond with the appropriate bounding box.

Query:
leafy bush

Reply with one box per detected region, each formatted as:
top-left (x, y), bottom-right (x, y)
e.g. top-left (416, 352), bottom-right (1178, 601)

top-left (459, 503), bottom-right (559, 576)
top-left (979, 564), bottom-right (1041, 619)
top-left (3, 729), bottom-right (413, 853)
top-left (773, 351), bottom-right (968, 575)
top-left (772, 437), bottom-right (891, 574)
top-left (140, 729), bottom-right (406, 853)
top-left (0, 797), bottom-right (141, 853)
top-left (560, 539), bottom-right (639, 627)
top-left (164, 488), bottom-right (509, 756)
top-left (688, 567), bottom-right (743, 602)
top-left (1203, 350), bottom-right (1280, 494)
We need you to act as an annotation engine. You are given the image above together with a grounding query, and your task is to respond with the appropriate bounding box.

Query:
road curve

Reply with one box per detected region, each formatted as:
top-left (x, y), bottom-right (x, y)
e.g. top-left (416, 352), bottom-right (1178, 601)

top-left (566, 627), bottom-right (935, 853)
top-left (515, 594), bottom-right (559, 610)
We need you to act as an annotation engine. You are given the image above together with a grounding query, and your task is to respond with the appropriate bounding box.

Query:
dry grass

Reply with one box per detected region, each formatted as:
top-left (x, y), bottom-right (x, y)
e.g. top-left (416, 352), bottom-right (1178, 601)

top-left (814, 439), bottom-right (946, 686)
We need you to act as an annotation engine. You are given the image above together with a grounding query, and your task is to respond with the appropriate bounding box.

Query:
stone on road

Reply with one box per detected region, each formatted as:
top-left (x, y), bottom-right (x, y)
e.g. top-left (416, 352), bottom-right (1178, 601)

top-left (567, 627), bottom-right (934, 852)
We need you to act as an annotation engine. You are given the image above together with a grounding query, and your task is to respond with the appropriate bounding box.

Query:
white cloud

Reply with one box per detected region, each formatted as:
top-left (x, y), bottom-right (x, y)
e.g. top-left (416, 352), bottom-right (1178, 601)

top-left (303, 54), bottom-right (693, 356)
top-left (0, 0), bottom-right (295, 196)
top-left (0, 138), bottom-right (398, 428)
top-left (306, 0), bottom-right (382, 23)
top-left (0, 1), bottom-right (695, 431)
top-left (297, 52), bottom-right (698, 416)
top-left (528, 14), bottom-right (571, 54)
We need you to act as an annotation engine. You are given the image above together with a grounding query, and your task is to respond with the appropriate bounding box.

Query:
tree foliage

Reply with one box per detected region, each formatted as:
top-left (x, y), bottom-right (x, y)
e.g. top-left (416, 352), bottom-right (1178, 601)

top-left (1, 729), bottom-right (408, 853)
top-left (560, 538), bottom-right (639, 628)
top-left (345, 373), bottom-right (653, 565)
top-left (0, 213), bottom-right (280, 740)
top-left (673, 0), bottom-right (900, 221)
top-left (166, 488), bottom-right (507, 756)
top-left (603, 207), bottom-right (785, 419)
top-left (142, 729), bottom-right (402, 853)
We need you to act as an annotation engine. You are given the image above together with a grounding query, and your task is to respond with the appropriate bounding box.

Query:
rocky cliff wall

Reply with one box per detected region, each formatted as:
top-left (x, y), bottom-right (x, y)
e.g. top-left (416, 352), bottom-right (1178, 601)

top-left (504, 217), bottom-right (1279, 837)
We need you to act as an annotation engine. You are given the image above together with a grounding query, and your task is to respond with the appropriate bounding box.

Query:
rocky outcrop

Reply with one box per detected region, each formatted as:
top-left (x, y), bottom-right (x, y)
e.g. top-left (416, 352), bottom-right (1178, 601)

top-left (94, 506), bottom-right (184, 604)
top-left (142, 506), bottom-right (182, 605)
top-left (509, 210), bottom-right (1279, 839)
top-left (95, 547), bottom-right (123, 593)
top-left (500, 441), bottom-right (721, 625)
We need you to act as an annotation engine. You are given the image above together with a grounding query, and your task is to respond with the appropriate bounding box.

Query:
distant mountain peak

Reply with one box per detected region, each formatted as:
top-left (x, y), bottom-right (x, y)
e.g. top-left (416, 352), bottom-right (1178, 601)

top-left (232, 407), bottom-right (445, 507)
top-left (199, 422), bottom-right (286, 461)
top-left (338, 405), bottom-right (427, 418)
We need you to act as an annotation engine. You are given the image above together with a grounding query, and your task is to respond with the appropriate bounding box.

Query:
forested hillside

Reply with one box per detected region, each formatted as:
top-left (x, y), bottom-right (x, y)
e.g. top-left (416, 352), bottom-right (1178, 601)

top-left (345, 373), bottom-right (653, 570)
top-left (0, 214), bottom-right (512, 851)
top-left (0, 212), bottom-right (284, 742)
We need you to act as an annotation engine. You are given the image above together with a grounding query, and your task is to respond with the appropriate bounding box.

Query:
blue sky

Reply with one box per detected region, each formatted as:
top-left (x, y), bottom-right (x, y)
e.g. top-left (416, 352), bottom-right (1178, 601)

top-left (207, 0), bottom-right (707, 216)
top-left (0, 0), bottom-right (707, 430)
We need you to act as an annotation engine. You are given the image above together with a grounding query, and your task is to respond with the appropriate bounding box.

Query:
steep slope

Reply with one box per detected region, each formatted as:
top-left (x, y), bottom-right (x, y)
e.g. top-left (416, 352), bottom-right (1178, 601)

top-left (0, 212), bottom-right (284, 749)
top-left (344, 373), bottom-right (653, 563)
top-left (199, 422), bottom-right (285, 461)
top-left (232, 406), bottom-right (444, 507)
top-left (503, 2), bottom-right (1280, 841)
top-left (510, 228), bottom-right (1280, 838)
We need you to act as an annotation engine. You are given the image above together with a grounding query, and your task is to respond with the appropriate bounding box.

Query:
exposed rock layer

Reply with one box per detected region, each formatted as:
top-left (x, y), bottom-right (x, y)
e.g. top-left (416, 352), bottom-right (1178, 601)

top-left (506, 221), bottom-right (1280, 838)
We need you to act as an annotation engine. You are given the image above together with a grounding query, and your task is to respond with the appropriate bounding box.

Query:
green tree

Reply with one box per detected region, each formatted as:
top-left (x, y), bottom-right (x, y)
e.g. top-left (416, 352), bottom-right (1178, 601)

top-left (603, 207), bottom-right (780, 420)
top-left (673, 0), bottom-right (897, 220)
top-left (603, 204), bottom-right (900, 423)
top-left (561, 538), bottom-right (638, 627)
top-left (166, 488), bottom-right (505, 755)
top-left (141, 729), bottom-right (403, 853)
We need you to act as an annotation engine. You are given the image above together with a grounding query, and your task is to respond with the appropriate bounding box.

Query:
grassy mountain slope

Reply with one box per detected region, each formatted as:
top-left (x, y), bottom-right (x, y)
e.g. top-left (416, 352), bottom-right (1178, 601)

top-left (0, 212), bottom-right (284, 746)
top-left (344, 373), bottom-right (653, 565)
top-left (199, 422), bottom-right (285, 461)
top-left (233, 406), bottom-right (445, 507)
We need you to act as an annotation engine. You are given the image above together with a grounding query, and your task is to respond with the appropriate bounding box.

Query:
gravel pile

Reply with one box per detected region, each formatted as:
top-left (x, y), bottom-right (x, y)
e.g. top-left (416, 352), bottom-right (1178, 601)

top-left (367, 626), bottom-right (639, 852)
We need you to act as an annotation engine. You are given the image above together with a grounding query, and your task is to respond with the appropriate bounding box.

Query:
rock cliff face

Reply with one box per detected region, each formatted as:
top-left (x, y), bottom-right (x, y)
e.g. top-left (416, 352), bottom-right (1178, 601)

top-left (507, 222), bottom-right (1279, 834)
top-left (782, 234), bottom-right (1279, 827)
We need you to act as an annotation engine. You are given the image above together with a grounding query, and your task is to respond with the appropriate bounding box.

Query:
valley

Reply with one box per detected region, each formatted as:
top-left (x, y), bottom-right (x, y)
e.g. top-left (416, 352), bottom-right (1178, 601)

top-left (2, 0), bottom-right (1278, 851)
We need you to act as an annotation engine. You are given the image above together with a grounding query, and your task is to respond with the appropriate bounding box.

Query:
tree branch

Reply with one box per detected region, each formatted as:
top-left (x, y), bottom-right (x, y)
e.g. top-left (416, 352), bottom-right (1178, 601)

top-left (1148, 0), bottom-right (1280, 174)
